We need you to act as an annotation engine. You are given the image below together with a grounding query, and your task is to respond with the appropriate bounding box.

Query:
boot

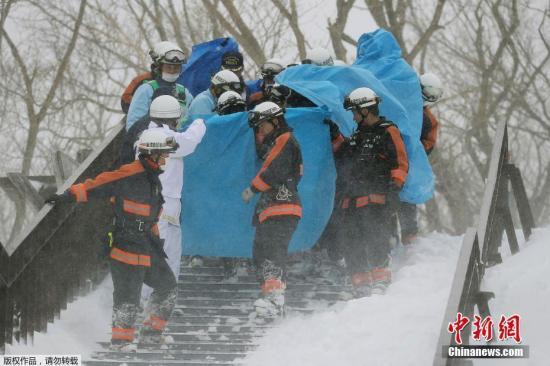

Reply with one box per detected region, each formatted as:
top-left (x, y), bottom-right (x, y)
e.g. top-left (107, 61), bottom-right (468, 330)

top-left (371, 267), bottom-right (391, 295)
top-left (254, 278), bottom-right (286, 318)
top-left (111, 303), bottom-right (138, 351)
top-left (109, 340), bottom-right (137, 352)
top-left (351, 271), bottom-right (373, 298)
top-left (254, 260), bottom-right (286, 319)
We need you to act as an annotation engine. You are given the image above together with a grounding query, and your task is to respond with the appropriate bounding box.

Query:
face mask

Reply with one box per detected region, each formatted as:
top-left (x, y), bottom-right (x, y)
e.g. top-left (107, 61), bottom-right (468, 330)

top-left (162, 72), bottom-right (179, 83)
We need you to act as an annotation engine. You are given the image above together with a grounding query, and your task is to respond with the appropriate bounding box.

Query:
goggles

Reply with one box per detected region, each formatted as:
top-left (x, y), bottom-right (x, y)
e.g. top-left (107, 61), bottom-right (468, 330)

top-left (162, 50), bottom-right (186, 64)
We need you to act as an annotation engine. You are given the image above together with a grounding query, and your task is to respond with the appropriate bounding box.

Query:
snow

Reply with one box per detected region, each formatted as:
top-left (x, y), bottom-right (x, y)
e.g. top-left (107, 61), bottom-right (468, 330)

top-left (241, 228), bottom-right (550, 366)
top-left (4, 228), bottom-right (549, 366)
top-left (4, 277), bottom-right (113, 359)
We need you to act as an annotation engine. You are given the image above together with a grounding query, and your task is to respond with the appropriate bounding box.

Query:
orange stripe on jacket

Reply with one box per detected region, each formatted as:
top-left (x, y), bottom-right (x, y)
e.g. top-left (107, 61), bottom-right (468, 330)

top-left (123, 199), bottom-right (151, 216)
top-left (110, 247), bottom-right (151, 267)
top-left (422, 107), bottom-right (439, 153)
top-left (69, 160), bottom-right (145, 202)
top-left (121, 72), bottom-right (153, 107)
top-left (251, 132), bottom-right (291, 192)
top-left (386, 125), bottom-right (408, 187)
top-left (258, 203), bottom-right (302, 223)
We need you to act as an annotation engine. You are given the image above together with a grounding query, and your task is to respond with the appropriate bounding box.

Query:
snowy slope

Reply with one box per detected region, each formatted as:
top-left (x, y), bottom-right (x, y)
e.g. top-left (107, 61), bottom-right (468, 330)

top-left (5, 278), bottom-right (113, 358)
top-left (241, 228), bottom-right (550, 366)
top-left (240, 233), bottom-right (463, 366)
top-left (4, 229), bottom-right (548, 366)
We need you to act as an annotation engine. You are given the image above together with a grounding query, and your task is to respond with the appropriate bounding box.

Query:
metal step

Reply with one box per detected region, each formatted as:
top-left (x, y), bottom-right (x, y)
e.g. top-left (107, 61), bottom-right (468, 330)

top-left (88, 255), bottom-right (350, 365)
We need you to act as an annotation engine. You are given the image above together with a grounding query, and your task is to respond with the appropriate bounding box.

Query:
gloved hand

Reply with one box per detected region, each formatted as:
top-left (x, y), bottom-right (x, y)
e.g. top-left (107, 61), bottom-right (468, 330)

top-left (44, 192), bottom-right (70, 205)
top-left (324, 119), bottom-right (341, 141)
top-left (241, 187), bottom-right (255, 204)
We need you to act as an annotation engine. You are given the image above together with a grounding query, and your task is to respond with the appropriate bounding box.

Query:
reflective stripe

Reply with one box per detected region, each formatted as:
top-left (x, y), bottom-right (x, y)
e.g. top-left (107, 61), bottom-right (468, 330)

top-left (341, 194), bottom-right (386, 209)
top-left (261, 278), bottom-right (286, 294)
top-left (258, 204), bottom-right (302, 223)
top-left (299, 164), bottom-right (304, 176)
top-left (70, 184), bottom-right (88, 202)
top-left (386, 125), bottom-right (408, 185)
top-left (251, 132), bottom-right (292, 192)
top-left (110, 247), bottom-right (151, 267)
top-left (332, 134), bottom-right (345, 152)
top-left (112, 327), bottom-right (135, 341)
top-left (371, 267), bottom-right (391, 282)
top-left (123, 199), bottom-right (151, 216)
top-left (351, 271), bottom-right (373, 287)
top-left (391, 169), bottom-right (407, 186)
top-left (252, 175), bottom-right (271, 192)
top-left (144, 315), bottom-right (167, 331)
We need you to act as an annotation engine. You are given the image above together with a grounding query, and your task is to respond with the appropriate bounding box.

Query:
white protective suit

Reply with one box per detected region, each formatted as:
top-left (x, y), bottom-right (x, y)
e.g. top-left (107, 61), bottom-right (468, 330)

top-left (141, 118), bottom-right (206, 299)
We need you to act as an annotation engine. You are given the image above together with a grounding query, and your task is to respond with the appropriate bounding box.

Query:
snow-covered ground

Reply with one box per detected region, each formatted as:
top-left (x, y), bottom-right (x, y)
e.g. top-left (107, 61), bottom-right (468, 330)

top-left (5, 228), bottom-right (549, 366)
top-left (241, 228), bottom-right (550, 366)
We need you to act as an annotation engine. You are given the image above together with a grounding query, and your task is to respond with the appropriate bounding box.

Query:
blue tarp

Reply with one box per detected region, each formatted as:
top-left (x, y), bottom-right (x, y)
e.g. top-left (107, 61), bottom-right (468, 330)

top-left (179, 29), bottom-right (434, 257)
top-left (178, 37), bottom-right (239, 97)
top-left (275, 29), bottom-right (434, 203)
top-left (181, 108), bottom-right (335, 257)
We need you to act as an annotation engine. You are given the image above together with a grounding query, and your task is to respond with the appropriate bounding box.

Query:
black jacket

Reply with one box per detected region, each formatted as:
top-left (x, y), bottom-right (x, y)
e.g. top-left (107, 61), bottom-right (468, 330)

top-left (334, 117), bottom-right (408, 208)
top-left (250, 126), bottom-right (303, 224)
top-left (65, 156), bottom-right (165, 257)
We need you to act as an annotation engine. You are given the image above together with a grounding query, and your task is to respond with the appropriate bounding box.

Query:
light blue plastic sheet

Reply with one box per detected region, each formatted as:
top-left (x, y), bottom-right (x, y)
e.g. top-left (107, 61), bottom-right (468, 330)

top-left (275, 31), bottom-right (434, 203)
top-left (178, 37), bottom-right (239, 97)
top-left (181, 107), bottom-right (335, 257)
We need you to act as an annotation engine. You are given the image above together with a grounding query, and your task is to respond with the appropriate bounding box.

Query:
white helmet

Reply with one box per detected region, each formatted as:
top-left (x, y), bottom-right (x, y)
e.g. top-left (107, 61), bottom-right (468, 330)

top-left (343, 87), bottom-right (380, 110)
top-left (261, 58), bottom-right (285, 77)
top-left (217, 91), bottom-right (246, 115)
top-left (150, 95), bottom-right (182, 119)
top-left (420, 73), bottom-right (443, 104)
top-left (136, 129), bottom-right (178, 155)
top-left (248, 101), bottom-right (284, 128)
top-left (211, 69), bottom-right (243, 96)
top-left (306, 48), bottom-right (334, 66)
top-left (333, 59), bottom-right (347, 66)
top-left (212, 69), bottom-right (240, 86)
top-left (150, 41), bottom-right (186, 65)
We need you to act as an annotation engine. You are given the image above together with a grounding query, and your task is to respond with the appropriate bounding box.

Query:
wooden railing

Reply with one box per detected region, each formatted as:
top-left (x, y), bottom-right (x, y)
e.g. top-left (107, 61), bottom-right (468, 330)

top-left (432, 120), bottom-right (535, 366)
top-left (0, 123), bottom-right (125, 351)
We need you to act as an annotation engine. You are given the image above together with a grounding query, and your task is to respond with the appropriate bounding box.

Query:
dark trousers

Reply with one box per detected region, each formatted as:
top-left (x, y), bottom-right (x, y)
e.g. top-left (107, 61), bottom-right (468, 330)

top-left (342, 204), bottom-right (392, 275)
top-left (398, 201), bottom-right (418, 237)
top-left (253, 216), bottom-right (299, 281)
top-left (110, 246), bottom-right (177, 334)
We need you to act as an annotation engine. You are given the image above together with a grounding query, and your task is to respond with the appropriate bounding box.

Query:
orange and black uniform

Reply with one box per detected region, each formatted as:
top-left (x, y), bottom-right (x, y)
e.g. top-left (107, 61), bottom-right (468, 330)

top-left (420, 106), bottom-right (439, 155)
top-left (250, 125), bottom-right (303, 282)
top-left (398, 106), bottom-right (439, 240)
top-left (63, 155), bottom-right (176, 344)
top-left (120, 72), bottom-right (154, 113)
top-left (334, 117), bottom-right (408, 280)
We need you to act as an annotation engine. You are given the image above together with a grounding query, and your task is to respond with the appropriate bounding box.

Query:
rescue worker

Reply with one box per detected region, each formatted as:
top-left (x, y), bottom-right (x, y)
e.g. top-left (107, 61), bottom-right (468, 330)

top-left (216, 90), bottom-right (247, 115)
top-left (45, 129), bottom-right (179, 350)
top-left (126, 41), bottom-right (193, 130)
top-left (398, 72), bottom-right (443, 245)
top-left (242, 102), bottom-right (303, 318)
top-left (247, 58), bottom-right (285, 108)
top-left (302, 47), bottom-right (334, 66)
top-left (119, 41), bottom-right (169, 114)
top-left (187, 69), bottom-right (244, 118)
top-left (335, 87), bottom-right (408, 297)
top-left (131, 96), bottom-right (206, 298)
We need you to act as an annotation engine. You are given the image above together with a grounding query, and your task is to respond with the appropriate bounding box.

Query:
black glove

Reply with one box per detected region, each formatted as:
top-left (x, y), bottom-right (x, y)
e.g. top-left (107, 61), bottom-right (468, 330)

top-left (324, 119), bottom-right (341, 141)
top-left (44, 192), bottom-right (71, 205)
